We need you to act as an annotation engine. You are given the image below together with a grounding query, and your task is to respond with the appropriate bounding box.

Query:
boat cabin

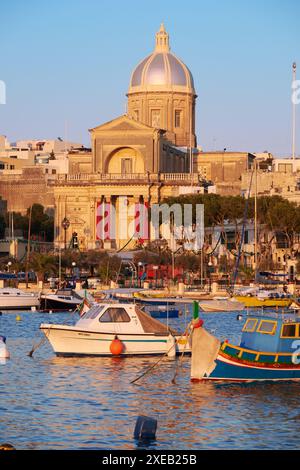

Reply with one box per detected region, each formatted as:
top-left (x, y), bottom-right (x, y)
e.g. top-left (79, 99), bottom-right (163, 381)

top-left (76, 303), bottom-right (175, 335)
top-left (240, 314), bottom-right (300, 353)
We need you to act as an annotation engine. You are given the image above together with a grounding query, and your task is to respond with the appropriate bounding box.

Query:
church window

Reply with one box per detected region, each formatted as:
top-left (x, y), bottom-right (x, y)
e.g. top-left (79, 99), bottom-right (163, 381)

top-left (175, 110), bottom-right (181, 128)
top-left (151, 109), bottom-right (161, 128)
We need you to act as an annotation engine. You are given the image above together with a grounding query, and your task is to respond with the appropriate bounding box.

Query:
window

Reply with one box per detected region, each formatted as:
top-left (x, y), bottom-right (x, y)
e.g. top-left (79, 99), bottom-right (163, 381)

top-left (281, 323), bottom-right (297, 338)
top-left (257, 320), bottom-right (277, 335)
top-left (151, 109), bottom-right (161, 128)
top-left (81, 304), bottom-right (103, 320)
top-left (99, 307), bottom-right (130, 323)
top-left (242, 318), bottom-right (258, 333)
top-left (175, 110), bottom-right (181, 128)
top-left (220, 231), bottom-right (236, 250)
top-left (121, 158), bottom-right (132, 175)
top-left (244, 230), bottom-right (249, 244)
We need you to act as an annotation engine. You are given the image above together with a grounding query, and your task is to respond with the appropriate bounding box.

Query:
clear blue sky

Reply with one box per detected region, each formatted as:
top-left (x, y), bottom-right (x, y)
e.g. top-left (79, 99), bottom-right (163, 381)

top-left (0, 0), bottom-right (300, 156)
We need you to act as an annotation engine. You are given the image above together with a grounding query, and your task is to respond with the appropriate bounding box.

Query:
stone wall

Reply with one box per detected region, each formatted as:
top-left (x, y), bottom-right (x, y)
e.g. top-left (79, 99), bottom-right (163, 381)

top-left (0, 167), bottom-right (55, 213)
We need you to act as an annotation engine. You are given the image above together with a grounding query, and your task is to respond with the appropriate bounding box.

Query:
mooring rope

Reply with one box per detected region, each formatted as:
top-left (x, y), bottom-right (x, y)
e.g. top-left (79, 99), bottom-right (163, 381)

top-left (130, 321), bottom-right (192, 385)
top-left (27, 302), bottom-right (83, 357)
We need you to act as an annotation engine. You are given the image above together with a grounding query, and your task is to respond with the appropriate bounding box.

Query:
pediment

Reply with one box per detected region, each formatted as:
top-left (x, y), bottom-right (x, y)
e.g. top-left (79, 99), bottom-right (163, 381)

top-left (89, 115), bottom-right (159, 134)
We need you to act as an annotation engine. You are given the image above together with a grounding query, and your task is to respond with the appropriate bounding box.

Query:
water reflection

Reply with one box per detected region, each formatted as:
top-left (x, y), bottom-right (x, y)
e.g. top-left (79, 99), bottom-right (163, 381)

top-left (0, 310), bottom-right (299, 449)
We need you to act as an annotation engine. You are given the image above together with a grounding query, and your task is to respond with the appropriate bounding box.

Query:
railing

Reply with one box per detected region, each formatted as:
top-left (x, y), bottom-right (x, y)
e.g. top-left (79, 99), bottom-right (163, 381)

top-left (54, 172), bottom-right (201, 184)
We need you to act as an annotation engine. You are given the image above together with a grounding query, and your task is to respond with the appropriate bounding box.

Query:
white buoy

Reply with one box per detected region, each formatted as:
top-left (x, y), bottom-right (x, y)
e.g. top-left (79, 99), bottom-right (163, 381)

top-left (0, 336), bottom-right (10, 359)
top-left (166, 334), bottom-right (176, 359)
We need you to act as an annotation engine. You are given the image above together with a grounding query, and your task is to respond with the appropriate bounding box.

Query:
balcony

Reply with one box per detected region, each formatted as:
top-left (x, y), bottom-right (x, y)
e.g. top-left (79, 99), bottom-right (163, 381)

top-left (51, 172), bottom-right (201, 185)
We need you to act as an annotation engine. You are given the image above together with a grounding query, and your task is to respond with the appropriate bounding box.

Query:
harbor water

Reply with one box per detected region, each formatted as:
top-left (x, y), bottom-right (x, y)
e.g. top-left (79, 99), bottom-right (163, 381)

top-left (0, 308), bottom-right (299, 450)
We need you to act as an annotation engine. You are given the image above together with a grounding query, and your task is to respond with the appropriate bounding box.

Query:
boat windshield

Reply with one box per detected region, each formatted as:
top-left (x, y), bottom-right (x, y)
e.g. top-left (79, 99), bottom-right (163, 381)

top-left (99, 307), bottom-right (131, 323)
top-left (81, 304), bottom-right (104, 320)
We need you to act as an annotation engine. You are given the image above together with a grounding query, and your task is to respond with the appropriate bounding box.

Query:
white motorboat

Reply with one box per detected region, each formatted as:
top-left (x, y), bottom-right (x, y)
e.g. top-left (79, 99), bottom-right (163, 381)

top-left (199, 297), bottom-right (245, 312)
top-left (40, 302), bottom-right (191, 357)
top-left (40, 289), bottom-right (83, 311)
top-left (0, 288), bottom-right (40, 310)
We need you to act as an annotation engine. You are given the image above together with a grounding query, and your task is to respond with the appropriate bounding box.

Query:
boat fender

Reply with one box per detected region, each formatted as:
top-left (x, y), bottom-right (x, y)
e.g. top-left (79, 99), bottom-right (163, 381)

top-left (15, 315), bottom-right (21, 322)
top-left (0, 336), bottom-right (10, 359)
top-left (237, 314), bottom-right (243, 321)
top-left (192, 318), bottom-right (204, 329)
top-left (110, 336), bottom-right (124, 356)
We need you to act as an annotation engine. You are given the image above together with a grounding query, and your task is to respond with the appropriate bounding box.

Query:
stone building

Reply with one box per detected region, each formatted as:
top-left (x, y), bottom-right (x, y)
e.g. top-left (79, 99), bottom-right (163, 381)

top-left (194, 151), bottom-right (256, 195)
top-left (241, 158), bottom-right (300, 204)
top-left (52, 24), bottom-right (200, 250)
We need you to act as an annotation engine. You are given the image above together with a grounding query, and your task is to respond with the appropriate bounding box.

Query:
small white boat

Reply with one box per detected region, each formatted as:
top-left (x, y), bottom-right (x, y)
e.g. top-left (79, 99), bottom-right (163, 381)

top-left (40, 302), bottom-right (191, 357)
top-left (199, 297), bottom-right (245, 312)
top-left (40, 289), bottom-right (83, 311)
top-left (0, 288), bottom-right (40, 310)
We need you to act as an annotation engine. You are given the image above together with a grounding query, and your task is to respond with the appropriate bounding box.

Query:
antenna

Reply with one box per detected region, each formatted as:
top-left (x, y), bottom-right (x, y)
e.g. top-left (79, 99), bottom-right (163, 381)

top-left (292, 62), bottom-right (297, 160)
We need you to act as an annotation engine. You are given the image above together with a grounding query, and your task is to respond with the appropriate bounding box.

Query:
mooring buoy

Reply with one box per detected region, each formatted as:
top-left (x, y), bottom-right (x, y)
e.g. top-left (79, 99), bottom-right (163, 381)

top-left (134, 415), bottom-right (157, 441)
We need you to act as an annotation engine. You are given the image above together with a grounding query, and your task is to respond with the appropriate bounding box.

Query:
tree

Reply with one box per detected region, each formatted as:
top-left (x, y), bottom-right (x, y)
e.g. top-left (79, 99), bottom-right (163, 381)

top-left (28, 253), bottom-right (57, 281)
top-left (8, 204), bottom-right (54, 242)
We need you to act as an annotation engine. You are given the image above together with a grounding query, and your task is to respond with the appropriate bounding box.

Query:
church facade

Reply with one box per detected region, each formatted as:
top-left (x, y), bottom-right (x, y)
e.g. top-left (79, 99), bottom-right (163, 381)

top-left (53, 24), bottom-right (200, 250)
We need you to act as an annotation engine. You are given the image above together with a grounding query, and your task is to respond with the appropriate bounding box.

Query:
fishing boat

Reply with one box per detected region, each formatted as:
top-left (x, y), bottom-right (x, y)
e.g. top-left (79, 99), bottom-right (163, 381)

top-left (199, 297), bottom-right (245, 312)
top-left (191, 310), bottom-right (300, 382)
top-left (233, 288), bottom-right (292, 308)
top-left (40, 302), bottom-right (191, 356)
top-left (0, 288), bottom-right (40, 311)
top-left (148, 306), bottom-right (179, 318)
top-left (40, 289), bottom-right (83, 311)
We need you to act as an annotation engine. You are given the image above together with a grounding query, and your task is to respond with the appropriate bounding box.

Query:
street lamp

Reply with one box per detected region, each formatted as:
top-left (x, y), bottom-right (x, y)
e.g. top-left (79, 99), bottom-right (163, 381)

top-left (62, 217), bottom-right (70, 250)
top-left (7, 261), bottom-right (12, 272)
top-left (138, 262), bottom-right (143, 287)
top-left (71, 261), bottom-right (77, 287)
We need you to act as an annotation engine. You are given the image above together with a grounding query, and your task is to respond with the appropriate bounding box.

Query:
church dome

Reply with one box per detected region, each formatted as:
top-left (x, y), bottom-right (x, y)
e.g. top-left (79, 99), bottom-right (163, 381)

top-left (129, 24), bottom-right (195, 93)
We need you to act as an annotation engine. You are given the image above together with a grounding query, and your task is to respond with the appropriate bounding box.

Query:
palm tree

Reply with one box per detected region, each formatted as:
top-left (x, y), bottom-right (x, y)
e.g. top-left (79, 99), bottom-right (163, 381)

top-left (28, 253), bottom-right (57, 282)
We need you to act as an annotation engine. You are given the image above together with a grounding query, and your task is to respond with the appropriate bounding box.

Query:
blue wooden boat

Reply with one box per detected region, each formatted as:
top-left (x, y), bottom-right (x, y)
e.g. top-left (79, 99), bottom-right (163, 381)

top-left (149, 308), bottom-right (179, 319)
top-left (191, 312), bottom-right (300, 382)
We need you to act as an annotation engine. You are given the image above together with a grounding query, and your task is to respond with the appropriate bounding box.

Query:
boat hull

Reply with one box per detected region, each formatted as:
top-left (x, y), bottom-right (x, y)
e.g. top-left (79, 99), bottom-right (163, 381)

top-left (199, 300), bottom-right (244, 312)
top-left (234, 296), bottom-right (292, 308)
top-left (40, 297), bottom-right (81, 311)
top-left (199, 354), bottom-right (300, 382)
top-left (0, 297), bottom-right (40, 310)
top-left (193, 343), bottom-right (300, 382)
top-left (40, 324), bottom-right (191, 356)
top-left (149, 309), bottom-right (179, 318)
